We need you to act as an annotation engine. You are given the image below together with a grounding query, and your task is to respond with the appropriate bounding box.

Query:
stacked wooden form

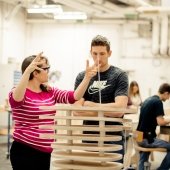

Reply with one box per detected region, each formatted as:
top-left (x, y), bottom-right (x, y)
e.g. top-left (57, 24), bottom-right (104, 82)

top-left (40, 105), bottom-right (134, 170)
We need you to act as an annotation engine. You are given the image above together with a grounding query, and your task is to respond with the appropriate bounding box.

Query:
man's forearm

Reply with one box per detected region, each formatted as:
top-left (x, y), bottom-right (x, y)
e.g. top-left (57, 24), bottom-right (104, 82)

top-left (104, 112), bottom-right (124, 118)
top-left (73, 111), bottom-right (97, 117)
top-left (73, 111), bottom-right (123, 117)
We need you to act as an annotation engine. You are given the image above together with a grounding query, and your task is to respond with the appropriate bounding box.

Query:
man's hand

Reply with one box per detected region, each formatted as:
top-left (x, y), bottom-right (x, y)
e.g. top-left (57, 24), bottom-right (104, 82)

top-left (84, 60), bottom-right (100, 79)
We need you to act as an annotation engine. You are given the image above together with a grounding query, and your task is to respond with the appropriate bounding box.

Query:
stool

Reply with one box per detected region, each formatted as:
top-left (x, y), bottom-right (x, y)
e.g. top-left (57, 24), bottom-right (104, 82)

top-left (133, 140), bottom-right (166, 170)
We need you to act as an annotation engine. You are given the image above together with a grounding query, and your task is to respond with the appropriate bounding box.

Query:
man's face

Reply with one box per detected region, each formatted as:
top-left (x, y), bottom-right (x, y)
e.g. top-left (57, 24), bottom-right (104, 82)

top-left (162, 92), bottom-right (170, 102)
top-left (90, 46), bottom-right (111, 69)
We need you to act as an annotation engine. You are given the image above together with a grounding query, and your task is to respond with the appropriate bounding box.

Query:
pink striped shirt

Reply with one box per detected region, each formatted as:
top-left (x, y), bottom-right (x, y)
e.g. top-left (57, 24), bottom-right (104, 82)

top-left (9, 87), bottom-right (75, 153)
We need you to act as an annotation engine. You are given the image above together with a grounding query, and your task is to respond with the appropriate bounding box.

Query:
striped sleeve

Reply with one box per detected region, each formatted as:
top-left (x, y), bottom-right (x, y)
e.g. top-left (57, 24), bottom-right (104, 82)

top-left (9, 90), bottom-right (25, 108)
top-left (52, 87), bottom-right (76, 104)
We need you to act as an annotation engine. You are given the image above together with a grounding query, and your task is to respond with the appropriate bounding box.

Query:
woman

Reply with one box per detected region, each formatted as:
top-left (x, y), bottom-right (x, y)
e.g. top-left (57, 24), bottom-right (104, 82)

top-left (128, 81), bottom-right (142, 109)
top-left (9, 52), bottom-right (97, 170)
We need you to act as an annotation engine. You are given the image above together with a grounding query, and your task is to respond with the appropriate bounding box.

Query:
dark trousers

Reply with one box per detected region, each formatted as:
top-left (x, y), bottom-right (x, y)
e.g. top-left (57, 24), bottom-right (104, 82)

top-left (105, 139), bottom-right (124, 163)
top-left (83, 139), bottom-right (124, 163)
top-left (10, 141), bottom-right (51, 170)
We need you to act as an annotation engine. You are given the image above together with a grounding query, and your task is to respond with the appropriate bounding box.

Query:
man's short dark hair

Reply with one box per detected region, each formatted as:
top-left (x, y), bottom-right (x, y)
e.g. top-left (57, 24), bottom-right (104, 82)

top-left (91, 35), bottom-right (110, 52)
top-left (159, 83), bottom-right (170, 94)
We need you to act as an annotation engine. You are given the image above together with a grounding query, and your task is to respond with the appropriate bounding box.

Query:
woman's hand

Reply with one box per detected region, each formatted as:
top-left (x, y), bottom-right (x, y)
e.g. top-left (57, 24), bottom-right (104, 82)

top-left (25, 52), bottom-right (44, 74)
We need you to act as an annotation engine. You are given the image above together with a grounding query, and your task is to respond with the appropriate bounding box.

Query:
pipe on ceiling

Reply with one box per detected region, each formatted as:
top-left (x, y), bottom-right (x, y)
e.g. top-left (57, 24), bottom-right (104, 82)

top-left (136, 5), bottom-right (170, 57)
top-left (118, 0), bottom-right (151, 7)
top-left (160, 14), bottom-right (168, 55)
top-left (151, 17), bottom-right (160, 55)
top-left (5, 1), bottom-right (22, 21)
top-left (168, 30), bottom-right (170, 56)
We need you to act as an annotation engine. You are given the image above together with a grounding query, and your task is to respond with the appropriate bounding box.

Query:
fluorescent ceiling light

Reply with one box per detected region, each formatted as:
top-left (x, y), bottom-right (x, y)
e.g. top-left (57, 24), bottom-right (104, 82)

top-left (54, 12), bottom-right (87, 20)
top-left (27, 5), bottom-right (63, 14)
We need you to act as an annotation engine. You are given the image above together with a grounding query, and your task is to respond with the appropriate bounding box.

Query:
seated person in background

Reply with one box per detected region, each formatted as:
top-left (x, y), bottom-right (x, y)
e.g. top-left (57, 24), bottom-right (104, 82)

top-left (128, 81), bottom-right (142, 110)
top-left (136, 83), bottom-right (170, 170)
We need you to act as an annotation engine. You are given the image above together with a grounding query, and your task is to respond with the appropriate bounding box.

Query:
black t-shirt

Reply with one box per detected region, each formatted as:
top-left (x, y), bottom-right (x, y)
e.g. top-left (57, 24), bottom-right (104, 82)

top-left (137, 95), bottom-right (164, 139)
top-left (74, 65), bottom-right (128, 136)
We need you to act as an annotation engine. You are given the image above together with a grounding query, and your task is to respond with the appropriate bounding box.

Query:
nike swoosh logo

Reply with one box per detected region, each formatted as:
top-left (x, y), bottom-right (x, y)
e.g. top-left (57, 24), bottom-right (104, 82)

top-left (88, 85), bottom-right (111, 94)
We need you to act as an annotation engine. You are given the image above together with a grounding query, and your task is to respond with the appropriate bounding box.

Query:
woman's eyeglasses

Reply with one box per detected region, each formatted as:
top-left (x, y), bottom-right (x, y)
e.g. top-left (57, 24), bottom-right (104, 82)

top-left (41, 66), bottom-right (50, 72)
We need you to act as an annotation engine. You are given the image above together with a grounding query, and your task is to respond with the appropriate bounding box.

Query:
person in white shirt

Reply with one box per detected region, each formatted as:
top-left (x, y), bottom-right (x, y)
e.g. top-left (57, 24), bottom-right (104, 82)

top-left (128, 81), bottom-right (142, 110)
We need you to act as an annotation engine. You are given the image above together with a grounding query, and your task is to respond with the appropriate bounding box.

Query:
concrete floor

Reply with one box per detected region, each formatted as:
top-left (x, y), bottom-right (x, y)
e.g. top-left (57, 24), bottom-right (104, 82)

top-left (0, 143), bottom-right (166, 170)
top-left (0, 143), bottom-right (12, 170)
top-left (0, 142), bottom-right (56, 170)
top-left (0, 137), bottom-right (166, 170)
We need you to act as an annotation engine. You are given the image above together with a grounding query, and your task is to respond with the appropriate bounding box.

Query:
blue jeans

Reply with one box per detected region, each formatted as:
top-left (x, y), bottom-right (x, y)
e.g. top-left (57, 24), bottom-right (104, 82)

top-left (138, 138), bottom-right (170, 170)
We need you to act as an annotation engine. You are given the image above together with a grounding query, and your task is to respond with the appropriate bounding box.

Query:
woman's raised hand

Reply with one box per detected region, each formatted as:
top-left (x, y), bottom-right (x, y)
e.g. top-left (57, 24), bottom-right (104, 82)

top-left (25, 52), bottom-right (44, 74)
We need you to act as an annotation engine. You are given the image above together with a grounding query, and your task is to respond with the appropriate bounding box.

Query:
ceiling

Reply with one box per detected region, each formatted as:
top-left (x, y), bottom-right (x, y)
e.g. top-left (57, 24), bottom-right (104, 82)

top-left (0, 0), bottom-right (162, 22)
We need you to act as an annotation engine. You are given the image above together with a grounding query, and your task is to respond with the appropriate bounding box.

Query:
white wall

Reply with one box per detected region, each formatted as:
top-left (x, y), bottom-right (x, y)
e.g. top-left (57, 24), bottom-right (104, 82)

top-left (0, 1), bottom-right (170, 107)
top-left (0, 2), bottom-right (26, 64)
top-left (0, 64), bottom-right (14, 104)
top-left (25, 22), bottom-right (170, 104)
top-left (25, 23), bottom-right (121, 90)
top-left (120, 24), bottom-right (170, 101)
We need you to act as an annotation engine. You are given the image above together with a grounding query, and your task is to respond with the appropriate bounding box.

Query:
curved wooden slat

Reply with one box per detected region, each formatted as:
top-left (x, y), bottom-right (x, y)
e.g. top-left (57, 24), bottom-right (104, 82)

top-left (52, 160), bottom-right (123, 170)
top-left (39, 115), bottom-right (124, 123)
top-left (39, 125), bottom-right (123, 132)
top-left (134, 145), bottom-right (166, 152)
top-left (52, 151), bottom-right (122, 162)
top-left (51, 143), bottom-right (122, 152)
top-left (40, 134), bottom-right (122, 141)
top-left (40, 104), bottom-right (137, 114)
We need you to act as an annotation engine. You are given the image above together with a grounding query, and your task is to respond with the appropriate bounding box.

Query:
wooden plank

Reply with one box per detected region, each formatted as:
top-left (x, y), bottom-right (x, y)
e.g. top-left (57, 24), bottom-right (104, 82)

top-left (39, 124), bottom-right (131, 131)
top-left (39, 115), bottom-right (124, 122)
top-left (160, 126), bottom-right (170, 135)
top-left (124, 135), bottom-right (133, 168)
top-left (0, 128), bottom-right (13, 135)
top-left (39, 104), bottom-right (137, 114)
top-left (52, 151), bottom-right (122, 162)
top-left (39, 125), bottom-right (123, 132)
top-left (40, 134), bottom-right (122, 141)
top-left (51, 143), bottom-right (122, 152)
top-left (52, 160), bottom-right (123, 170)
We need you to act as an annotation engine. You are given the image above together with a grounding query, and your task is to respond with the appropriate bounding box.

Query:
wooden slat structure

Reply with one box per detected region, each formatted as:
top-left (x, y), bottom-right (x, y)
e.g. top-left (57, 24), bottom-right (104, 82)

top-left (39, 104), bottom-right (135, 170)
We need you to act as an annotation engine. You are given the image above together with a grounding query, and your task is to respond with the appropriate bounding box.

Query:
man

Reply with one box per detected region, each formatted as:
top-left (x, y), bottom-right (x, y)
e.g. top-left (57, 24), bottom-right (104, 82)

top-left (74, 35), bottom-right (129, 163)
top-left (136, 83), bottom-right (170, 170)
